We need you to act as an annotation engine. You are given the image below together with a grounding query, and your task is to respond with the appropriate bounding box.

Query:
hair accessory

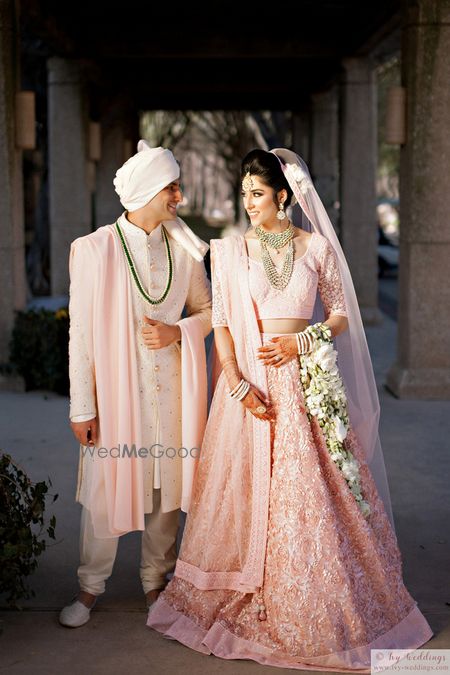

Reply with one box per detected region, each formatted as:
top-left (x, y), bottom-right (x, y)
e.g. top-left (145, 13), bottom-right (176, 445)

top-left (285, 163), bottom-right (312, 195)
top-left (242, 172), bottom-right (254, 192)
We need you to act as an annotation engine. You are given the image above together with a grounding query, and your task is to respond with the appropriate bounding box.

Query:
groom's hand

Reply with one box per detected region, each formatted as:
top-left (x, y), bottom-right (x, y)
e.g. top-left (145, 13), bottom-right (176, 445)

top-left (142, 317), bottom-right (181, 349)
top-left (70, 417), bottom-right (98, 446)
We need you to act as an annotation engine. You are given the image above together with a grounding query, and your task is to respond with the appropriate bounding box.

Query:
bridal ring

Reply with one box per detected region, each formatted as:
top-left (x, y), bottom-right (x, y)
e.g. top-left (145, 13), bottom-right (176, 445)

top-left (275, 355), bottom-right (282, 361)
top-left (255, 405), bottom-right (267, 415)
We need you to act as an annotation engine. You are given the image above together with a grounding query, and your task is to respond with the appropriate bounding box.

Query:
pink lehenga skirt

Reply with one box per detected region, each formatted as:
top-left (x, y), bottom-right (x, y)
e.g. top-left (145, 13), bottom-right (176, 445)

top-left (147, 333), bottom-right (433, 672)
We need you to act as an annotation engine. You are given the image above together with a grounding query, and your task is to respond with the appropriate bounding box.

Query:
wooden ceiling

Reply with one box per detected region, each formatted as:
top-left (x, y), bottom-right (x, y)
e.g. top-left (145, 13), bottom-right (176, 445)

top-left (21, 0), bottom-right (401, 109)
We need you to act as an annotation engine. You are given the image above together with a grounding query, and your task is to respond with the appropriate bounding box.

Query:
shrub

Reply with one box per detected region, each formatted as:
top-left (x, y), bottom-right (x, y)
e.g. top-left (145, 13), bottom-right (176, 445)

top-left (0, 453), bottom-right (57, 608)
top-left (9, 308), bottom-right (69, 394)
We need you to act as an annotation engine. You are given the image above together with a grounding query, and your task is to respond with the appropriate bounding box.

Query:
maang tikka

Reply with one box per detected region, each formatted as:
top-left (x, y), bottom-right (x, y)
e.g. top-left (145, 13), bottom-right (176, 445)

top-left (242, 172), bottom-right (254, 192)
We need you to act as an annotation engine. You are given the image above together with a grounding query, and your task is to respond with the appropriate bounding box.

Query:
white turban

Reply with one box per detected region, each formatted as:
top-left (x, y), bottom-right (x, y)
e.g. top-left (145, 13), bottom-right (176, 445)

top-left (113, 140), bottom-right (180, 211)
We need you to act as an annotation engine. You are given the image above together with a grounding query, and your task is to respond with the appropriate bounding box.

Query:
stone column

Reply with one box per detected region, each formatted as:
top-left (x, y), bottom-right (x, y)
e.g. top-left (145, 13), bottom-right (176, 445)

top-left (386, 0), bottom-right (450, 399)
top-left (48, 57), bottom-right (90, 295)
top-left (0, 0), bottom-right (27, 366)
top-left (96, 122), bottom-right (126, 228)
top-left (292, 110), bottom-right (310, 165)
top-left (95, 103), bottom-right (140, 228)
top-left (340, 57), bottom-right (382, 324)
top-left (310, 87), bottom-right (339, 228)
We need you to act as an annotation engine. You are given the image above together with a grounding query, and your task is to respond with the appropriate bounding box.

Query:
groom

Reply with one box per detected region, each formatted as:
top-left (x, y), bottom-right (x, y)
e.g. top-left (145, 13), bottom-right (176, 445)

top-left (60, 141), bottom-right (212, 627)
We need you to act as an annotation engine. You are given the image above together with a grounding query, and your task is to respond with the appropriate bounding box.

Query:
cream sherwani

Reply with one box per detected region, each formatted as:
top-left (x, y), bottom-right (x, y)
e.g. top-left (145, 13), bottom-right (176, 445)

top-left (68, 212), bottom-right (211, 593)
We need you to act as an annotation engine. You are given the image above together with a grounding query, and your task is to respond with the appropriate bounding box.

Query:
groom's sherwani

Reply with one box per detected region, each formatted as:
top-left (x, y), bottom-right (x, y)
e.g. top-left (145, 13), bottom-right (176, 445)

top-left (68, 212), bottom-right (211, 594)
top-left (70, 213), bottom-right (211, 524)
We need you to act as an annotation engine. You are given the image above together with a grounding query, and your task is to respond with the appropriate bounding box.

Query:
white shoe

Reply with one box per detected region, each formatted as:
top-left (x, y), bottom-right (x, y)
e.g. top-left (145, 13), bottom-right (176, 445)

top-left (59, 598), bottom-right (97, 628)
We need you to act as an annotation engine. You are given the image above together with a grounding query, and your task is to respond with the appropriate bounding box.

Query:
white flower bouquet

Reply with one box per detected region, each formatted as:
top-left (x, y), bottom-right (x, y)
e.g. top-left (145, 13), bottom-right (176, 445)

top-left (299, 322), bottom-right (371, 518)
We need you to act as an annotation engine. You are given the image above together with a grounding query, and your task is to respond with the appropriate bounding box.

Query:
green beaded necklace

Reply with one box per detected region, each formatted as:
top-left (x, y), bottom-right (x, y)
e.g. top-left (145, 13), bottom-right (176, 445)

top-left (115, 221), bottom-right (173, 305)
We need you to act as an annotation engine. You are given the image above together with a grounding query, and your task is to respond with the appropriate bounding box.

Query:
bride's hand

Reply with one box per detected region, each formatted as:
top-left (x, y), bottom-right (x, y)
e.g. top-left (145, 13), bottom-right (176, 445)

top-left (257, 335), bottom-right (298, 367)
top-left (241, 386), bottom-right (275, 421)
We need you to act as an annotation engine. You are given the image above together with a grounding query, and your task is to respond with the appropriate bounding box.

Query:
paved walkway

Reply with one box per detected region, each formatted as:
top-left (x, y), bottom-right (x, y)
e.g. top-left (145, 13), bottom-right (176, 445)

top-left (0, 295), bottom-right (449, 674)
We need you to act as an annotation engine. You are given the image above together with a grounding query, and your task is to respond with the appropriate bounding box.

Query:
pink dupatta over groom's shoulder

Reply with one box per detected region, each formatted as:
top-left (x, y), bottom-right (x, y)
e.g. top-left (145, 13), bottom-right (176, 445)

top-left (69, 224), bottom-right (208, 539)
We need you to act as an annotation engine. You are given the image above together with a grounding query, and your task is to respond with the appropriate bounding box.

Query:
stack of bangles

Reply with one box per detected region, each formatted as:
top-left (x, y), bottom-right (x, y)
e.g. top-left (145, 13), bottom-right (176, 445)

top-left (296, 330), bottom-right (315, 355)
top-left (229, 378), bottom-right (250, 400)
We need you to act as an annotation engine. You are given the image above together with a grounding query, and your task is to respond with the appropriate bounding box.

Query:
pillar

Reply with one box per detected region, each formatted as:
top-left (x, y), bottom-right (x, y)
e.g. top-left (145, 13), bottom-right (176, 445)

top-left (95, 98), bottom-right (140, 228)
top-left (47, 57), bottom-right (90, 295)
top-left (310, 87), bottom-right (339, 228)
top-left (96, 122), bottom-right (126, 228)
top-left (292, 110), bottom-right (311, 166)
top-left (386, 0), bottom-right (450, 399)
top-left (340, 57), bottom-right (382, 324)
top-left (0, 0), bottom-right (26, 365)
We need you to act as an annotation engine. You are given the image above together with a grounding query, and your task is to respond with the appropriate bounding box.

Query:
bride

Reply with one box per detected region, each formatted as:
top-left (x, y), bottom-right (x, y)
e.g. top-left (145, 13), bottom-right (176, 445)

top-left (147, 148), bottom-right (432, 672)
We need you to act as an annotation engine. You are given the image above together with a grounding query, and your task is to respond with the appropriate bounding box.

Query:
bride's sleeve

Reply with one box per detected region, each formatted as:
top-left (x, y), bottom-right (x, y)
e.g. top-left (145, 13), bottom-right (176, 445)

top-left (210, 240), bottom-right (228, 328)
top-left (317, 239), bottom-right (348, 319)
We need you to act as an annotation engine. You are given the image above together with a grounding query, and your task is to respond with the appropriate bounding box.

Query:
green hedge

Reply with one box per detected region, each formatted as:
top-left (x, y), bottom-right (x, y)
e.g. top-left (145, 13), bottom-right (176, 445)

top-left (9, 308), bottom-right (69, 395)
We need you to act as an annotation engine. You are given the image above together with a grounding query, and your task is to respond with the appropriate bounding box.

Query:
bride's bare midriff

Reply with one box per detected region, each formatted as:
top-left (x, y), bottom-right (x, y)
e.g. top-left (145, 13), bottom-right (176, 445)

top-left (257, 318), bottom-right (309, 334)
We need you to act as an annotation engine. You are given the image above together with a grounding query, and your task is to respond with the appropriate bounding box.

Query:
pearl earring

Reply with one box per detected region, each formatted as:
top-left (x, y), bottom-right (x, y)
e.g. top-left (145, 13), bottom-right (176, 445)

top-left (276, 202), bottom-right (285, 221)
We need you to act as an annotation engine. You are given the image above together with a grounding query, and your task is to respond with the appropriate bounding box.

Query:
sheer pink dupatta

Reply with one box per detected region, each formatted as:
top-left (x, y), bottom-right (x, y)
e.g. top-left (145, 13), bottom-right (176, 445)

top-left (271, 148), bottom-right (394, 527)
top-left (175, 235), bottom-right (273, 592)
top-left (174, 149), bottom-right (395, 593)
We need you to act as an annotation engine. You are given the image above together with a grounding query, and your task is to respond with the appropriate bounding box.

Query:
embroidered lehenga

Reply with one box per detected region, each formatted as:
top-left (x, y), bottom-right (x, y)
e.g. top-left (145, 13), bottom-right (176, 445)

top-left (147, 151), bottom-right (432, 672)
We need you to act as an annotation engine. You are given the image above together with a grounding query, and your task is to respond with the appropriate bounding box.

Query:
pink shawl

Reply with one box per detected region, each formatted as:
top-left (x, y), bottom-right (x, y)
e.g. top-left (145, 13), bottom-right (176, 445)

top-left (70, 225), bottom-right (207, 538)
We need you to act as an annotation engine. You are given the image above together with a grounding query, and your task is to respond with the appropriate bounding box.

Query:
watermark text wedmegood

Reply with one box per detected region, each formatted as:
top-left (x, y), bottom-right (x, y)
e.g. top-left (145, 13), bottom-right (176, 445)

top-left (81, 444), bottom-right (200, 459)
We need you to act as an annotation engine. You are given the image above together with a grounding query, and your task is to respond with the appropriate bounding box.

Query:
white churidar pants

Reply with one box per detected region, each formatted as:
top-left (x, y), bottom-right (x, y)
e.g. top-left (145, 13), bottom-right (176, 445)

top-left (78, 488), bottom-right (179, 595)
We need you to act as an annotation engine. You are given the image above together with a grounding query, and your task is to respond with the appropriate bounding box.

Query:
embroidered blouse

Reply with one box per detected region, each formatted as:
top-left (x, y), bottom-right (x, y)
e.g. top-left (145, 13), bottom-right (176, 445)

top-left (211, 232), bottom-right (347, 327)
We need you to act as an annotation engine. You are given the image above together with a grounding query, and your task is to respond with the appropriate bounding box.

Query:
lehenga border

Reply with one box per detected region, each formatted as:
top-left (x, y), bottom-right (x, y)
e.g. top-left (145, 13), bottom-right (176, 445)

top-left (147, 598), bottom-right (433, 674)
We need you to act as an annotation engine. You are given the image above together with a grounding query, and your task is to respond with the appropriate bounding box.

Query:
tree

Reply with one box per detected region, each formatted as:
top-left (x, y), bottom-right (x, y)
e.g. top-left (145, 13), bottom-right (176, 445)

top-left (190, 111), bottom-right (262, 223)
top-left (140, 110), bottom-right (192, 149)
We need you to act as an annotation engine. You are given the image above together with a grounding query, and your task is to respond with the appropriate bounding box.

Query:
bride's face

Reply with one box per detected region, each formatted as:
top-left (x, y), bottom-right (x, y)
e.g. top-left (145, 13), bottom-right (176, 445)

top-left (241, 175), bottom-right (279, 228)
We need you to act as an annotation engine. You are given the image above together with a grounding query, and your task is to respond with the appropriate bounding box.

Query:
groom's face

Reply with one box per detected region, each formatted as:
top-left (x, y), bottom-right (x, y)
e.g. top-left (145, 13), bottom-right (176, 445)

top-left (149, 180), bottom-right (183, 222)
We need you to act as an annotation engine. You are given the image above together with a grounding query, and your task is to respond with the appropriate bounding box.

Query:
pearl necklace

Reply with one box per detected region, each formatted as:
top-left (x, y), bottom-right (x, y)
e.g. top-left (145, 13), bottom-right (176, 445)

top-left (254, 222), bottom-right (295, 290)
top-left (115, 221), bottom-right (173, 305)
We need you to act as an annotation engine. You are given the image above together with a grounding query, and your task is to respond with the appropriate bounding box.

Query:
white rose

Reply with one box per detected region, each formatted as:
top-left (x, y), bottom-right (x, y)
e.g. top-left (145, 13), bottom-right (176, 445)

top-left (300, 178), bottom-right (311, 195)
top-left (360, 501), bottom-right (371, 517)
top-left (341, 458), bottom-right (360, 483)
top-left (287, 163), bottom-right (308, 181)
top-left (333, 416), bottom-right (348, 442)
top-left (312, 344), bottom-right (337, 371)
top-left (287, 163), bottom-right (312, 194)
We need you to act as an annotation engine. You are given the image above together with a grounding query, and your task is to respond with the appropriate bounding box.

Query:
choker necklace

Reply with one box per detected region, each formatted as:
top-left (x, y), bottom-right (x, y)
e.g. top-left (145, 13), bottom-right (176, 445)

top-left (115, 221), bottom-right (173, 305)
top-left (254, 222), bottom-right (295, 290)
